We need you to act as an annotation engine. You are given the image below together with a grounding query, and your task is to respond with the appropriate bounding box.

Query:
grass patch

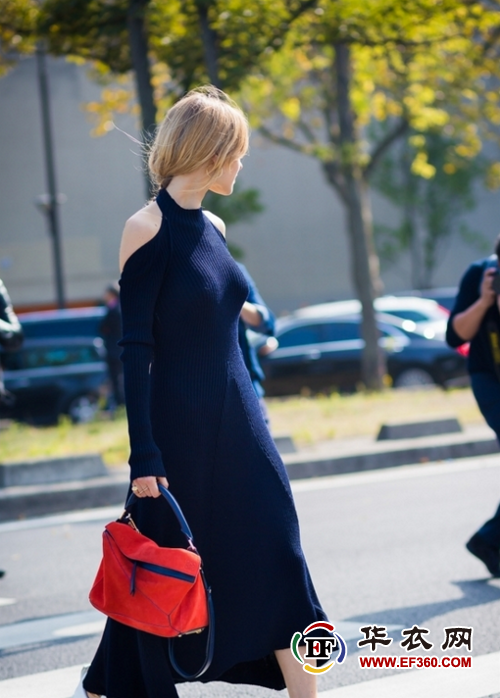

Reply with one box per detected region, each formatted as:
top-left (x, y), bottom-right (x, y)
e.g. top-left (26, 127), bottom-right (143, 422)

top-left (0, 410), bottom-right (130, 467)
top-left (266, 387), bottom-right (483, 446)
top-left (0, 387), bottom-right (484, 464)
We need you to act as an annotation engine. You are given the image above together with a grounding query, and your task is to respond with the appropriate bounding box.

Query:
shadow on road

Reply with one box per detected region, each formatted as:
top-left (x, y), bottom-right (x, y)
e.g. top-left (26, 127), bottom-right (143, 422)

top-left (346, 578), bottom-right (500, 628)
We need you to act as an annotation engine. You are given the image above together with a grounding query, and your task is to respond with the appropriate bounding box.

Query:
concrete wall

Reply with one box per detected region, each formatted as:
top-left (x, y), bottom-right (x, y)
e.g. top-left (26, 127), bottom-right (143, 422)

top-left (0, 56), bottom-right (145, 307)
top-left (1, 56), bottom-right (500, 314)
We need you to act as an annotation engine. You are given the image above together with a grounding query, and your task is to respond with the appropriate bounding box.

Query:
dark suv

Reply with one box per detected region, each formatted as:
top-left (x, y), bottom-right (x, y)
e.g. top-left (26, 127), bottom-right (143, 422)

top-left (0, 336), bottom-right (107, 424)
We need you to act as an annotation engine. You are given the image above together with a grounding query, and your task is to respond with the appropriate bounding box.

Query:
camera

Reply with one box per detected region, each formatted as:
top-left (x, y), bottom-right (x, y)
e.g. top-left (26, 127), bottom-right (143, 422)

top-left (480, 255), bottom-right (500, 295)
top-left (492, 271), bottom-right (500, 295)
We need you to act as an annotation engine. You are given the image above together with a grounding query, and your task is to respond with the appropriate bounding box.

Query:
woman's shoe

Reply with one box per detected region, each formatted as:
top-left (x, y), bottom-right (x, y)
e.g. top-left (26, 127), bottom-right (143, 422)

top-left (72, 666), bottom-right (101, 698)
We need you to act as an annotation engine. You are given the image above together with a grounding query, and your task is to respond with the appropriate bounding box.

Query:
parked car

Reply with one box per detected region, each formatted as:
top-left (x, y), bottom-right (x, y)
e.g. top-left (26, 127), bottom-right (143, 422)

top-left (293, 296), bottom-right (450, 340)
top-left (258, 312), bottom-right (467, 396)
top-left (0, 337), bottom-right (108, 424)
top-left (18, 306), bottom-right (106, 339)
top-left (392, 287), bottom-right (458, 312)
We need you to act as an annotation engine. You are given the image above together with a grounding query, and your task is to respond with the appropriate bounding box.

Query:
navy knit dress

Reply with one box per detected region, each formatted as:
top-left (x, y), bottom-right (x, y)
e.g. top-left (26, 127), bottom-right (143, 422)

top-left (84, 189), bottom-right (327, 698)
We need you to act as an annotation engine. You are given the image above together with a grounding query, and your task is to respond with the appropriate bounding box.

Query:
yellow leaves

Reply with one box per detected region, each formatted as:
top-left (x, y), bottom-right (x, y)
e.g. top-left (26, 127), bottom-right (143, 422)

top-left (443, 163), bottom-right (456, 174)
top-left (280, 97), bottom-right (301, 122)
top-left (461, 88), bottom-right (477, 102)
top-left (411, 152), bottom-right (436, 179)
top-left (486, 162), bottom-right (500, 191)
top-left (83, 81), bottom-right (135, 137)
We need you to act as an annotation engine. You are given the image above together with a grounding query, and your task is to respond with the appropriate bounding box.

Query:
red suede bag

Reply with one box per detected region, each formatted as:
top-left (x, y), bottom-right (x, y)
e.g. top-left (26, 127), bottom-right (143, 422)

top-left (89, 485), bottom-right (214, 679)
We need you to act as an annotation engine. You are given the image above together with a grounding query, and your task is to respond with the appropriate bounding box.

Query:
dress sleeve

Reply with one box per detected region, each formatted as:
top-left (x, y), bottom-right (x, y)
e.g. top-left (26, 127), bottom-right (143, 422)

top-left (238, 263), bottom-right (275, 336)
top-left (118, 233), bottom-right (169, 481)
top-left (446, 262), bottom-right (483, 348)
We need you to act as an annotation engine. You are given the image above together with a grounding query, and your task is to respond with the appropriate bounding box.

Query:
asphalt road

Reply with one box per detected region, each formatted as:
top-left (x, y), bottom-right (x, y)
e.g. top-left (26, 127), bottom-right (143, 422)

top-left (0, 454), bottom-right (499, 697)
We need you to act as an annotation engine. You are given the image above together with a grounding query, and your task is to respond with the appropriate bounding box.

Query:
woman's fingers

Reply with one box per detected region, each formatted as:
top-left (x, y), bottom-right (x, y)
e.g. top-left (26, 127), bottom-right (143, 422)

top-left (132, 476), bottom-right (158, 497)
top-left (131, 476), bottom-right (169, 498)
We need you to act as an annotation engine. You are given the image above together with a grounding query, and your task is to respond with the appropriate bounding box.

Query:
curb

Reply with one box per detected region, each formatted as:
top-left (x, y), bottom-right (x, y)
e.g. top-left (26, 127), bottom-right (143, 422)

top-left (283, 436), bottom-right (498, 480)
top-left (0, 435), bottom-right (497, 522)
top-left (0, 474), bottom-right (129, 522)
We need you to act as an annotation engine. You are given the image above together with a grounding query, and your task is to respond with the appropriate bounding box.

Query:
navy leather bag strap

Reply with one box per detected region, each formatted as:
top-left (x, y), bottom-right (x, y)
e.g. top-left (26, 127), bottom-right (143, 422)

top-left (124, 483), bottom-right (215, 680)
top-left (124, 484), bottom-right (194, 543)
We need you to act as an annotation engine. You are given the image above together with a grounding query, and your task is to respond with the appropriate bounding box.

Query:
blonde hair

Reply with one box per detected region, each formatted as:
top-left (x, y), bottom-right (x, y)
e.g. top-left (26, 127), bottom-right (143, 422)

top-left (148, 86), bottom-right (249, 191)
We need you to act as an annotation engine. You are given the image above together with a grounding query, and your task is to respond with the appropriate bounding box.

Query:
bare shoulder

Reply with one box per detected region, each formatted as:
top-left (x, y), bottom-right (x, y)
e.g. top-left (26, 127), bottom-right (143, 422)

top-left (119, 202), bottom-right (163, 272)
top-left (203, 210), bottom-right (226, 238)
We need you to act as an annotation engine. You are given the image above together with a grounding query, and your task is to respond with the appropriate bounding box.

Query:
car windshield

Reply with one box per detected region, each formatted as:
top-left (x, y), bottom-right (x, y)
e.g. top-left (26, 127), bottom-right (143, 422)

top-left (383, 309), bottom-right (444, 323)
top-left (2, 344), bottom-right (99, 370)
top-left (278, 325), bottom-right (324, 347)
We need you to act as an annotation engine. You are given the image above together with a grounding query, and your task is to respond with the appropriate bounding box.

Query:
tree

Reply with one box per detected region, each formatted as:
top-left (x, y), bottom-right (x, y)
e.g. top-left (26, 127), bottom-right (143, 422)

top-left (37, 0), bottom-right (320, 140)
top-left (239, 0), bottom-right (500, 388)
top-left (0, 0), bottom-right (38, 75)
top-left (372, 132), bottom-right (490, 288)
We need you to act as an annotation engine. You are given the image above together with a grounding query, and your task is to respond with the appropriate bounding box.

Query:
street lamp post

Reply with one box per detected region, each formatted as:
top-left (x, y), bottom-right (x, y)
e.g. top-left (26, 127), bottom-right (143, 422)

top-left (36, 42), bottom-right (65, 309)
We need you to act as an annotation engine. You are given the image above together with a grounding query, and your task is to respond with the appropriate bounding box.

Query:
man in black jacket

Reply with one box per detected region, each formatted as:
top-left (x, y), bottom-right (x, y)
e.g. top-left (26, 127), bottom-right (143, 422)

top-left (99, 283), bottom-right (124, 410)
top-left (447, 237), bottom-right (500, 578)
top-left (0, 278), bottom-right (23, 578)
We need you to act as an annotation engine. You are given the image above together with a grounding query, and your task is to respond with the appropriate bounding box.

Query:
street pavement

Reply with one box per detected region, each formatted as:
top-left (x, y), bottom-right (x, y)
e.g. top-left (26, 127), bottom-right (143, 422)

top-left (0, 454), bottom-right (499, 697)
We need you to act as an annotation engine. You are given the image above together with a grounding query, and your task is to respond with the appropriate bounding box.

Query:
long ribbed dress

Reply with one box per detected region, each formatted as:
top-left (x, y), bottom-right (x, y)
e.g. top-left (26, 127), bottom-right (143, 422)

top-left (84, 188), bottom-right (328, 698)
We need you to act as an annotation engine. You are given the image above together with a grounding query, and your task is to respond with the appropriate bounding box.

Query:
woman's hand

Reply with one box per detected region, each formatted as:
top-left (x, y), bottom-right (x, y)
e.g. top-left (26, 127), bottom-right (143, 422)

top-left (131, 476), bottom-right (169, 498)
top-left (480, 268), bottom-right (497, 308)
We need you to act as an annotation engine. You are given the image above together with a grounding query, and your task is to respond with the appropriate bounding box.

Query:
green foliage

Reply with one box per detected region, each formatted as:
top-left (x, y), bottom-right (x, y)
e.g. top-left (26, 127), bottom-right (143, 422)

top-left (204, 183), bottom-right (265, 260)
top-left (203, 183), bottom-right (264, 226)
top-left (38, 0), bottom-right (130, 71)
top-left (372, 131), bottom-right (490, 286)
top-left (241, 0), bottom-right (500, 183)
top-left (0, 0), bottom-right (38, 75)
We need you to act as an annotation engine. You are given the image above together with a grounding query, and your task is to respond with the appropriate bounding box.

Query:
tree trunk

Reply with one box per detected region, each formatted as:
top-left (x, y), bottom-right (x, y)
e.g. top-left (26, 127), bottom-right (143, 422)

top-left (127, 0), bottom-right (156, 198)
top-left (196, 1), bottom-right (221, 87)
top-left (334, 43), bottom-right (385, 390)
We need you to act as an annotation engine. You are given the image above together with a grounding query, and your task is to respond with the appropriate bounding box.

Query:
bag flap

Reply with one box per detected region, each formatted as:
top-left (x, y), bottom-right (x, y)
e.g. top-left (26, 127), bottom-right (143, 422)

top-left (104, 521), bottom-right (201, 577)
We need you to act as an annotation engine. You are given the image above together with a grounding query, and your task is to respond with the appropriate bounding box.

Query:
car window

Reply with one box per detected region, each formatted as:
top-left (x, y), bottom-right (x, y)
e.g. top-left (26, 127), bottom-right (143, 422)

top-left (4, 345), bottom-right (100, 370)
top-left (323, 322), bottom-right (360, 341)
top-left (1, 351), bottom-right (23, 371)
top-left (383, 310), bottom-right (433, 322)
top-left (277, 325), bottom-right (324, 348)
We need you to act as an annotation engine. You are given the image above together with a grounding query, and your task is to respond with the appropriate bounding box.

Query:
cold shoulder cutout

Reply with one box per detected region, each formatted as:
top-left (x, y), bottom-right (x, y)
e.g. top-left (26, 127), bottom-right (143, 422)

top-left (119, 208), bottom-right (164, 274)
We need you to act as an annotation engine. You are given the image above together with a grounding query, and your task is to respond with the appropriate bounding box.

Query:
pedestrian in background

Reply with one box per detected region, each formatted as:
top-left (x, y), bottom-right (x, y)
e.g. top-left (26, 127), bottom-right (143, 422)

top-left (98, 283), bottom-right (124, 411)
top-left (237, 262), bottom-right (275, 421)
top-left (447, 237), bottom-right (500, 578)
top-left (73, 86), bottom-right (328, 698)
top-left (0, 277), bottom-right (24, 579)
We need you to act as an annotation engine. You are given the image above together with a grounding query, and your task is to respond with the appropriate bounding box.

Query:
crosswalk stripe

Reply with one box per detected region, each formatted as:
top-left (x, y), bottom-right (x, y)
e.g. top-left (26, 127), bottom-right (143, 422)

top-left (0, 652), bottom-right (498, 698)
top-left (321, 650), bottom-right (500, 698)
top-left (0, 609), bottom-right (401, 651)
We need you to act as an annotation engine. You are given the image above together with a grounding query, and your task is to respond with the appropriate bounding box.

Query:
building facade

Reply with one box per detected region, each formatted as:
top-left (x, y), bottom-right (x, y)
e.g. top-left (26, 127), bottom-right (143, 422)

top-left (1, 56), bottom-right (499, 315)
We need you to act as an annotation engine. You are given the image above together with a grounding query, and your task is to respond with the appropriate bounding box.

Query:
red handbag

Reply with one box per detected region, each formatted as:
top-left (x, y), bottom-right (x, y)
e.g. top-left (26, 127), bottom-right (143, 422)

top-left (89, 484), bottom-right (214, 679)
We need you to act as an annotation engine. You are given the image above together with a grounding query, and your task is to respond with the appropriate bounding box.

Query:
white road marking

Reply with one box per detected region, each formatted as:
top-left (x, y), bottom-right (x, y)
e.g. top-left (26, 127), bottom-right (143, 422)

top-left (0, 598), bottom-right (15, 606)
top-left (0, 607), bottom-right (399, 651)
top-left (0, 652), bottom-right (498, 698)
top-left (321, 650), bottom-right (500, 698)
top-left (0, 457), bottom-right (499, 535)
top-left (0, 610), bottom-right (105, 650)
top-left (0, 506), bottom-right (123, 533)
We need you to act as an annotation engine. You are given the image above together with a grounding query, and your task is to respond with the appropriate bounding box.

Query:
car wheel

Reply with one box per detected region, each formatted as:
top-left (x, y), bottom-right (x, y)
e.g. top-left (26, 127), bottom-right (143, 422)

top-left (393, 368), bottom-right (436, 389)
top-left (67, 394), bottom-right (99, 423)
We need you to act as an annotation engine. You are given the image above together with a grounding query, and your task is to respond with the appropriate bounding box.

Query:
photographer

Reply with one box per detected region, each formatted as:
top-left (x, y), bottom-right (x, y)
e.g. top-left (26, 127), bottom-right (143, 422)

top-left (447, 237), bottom-right (500, 578)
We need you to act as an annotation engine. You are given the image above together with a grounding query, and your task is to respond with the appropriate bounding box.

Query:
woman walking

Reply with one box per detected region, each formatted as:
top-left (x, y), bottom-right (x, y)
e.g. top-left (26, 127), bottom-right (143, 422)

top-left (75, 86), bottom-right (328, 698)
